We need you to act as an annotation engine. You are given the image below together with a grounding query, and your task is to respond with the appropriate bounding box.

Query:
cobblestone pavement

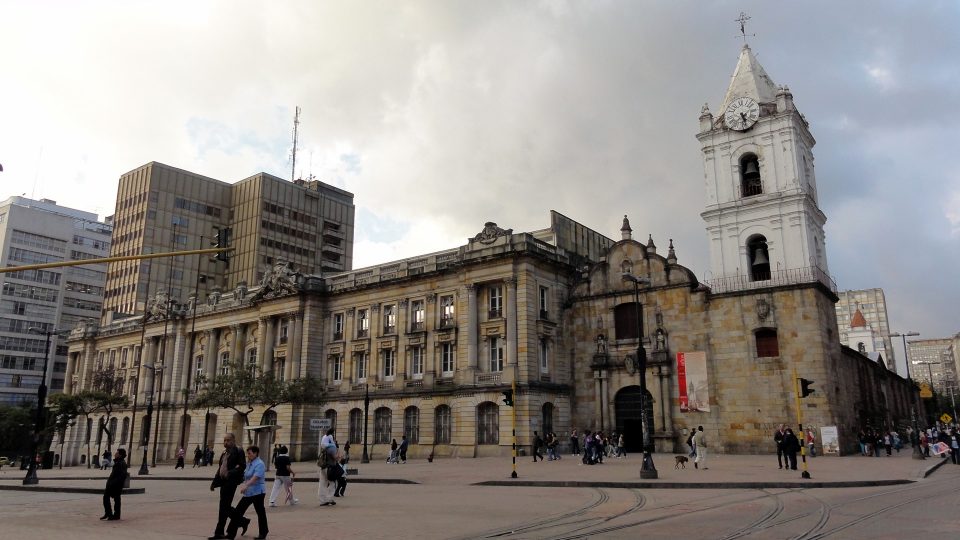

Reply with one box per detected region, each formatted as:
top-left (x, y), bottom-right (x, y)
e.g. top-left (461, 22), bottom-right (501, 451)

top-left (1, 450), bottom-right (956, 539)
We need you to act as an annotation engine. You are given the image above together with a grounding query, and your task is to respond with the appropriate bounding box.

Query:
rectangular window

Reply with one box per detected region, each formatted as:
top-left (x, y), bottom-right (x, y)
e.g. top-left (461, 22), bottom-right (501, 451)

top-left (247, 349), bottom-right (257, 373)
top-left (332, 355), bottom-right (343, 382)
top-left (441, 343), bottom-right (455, 375)
top-left (539, 286), bottom-right (549, 319)
top-left (411, 347), bottom-right (424, 379)
top-left (333, 313), bottom-right (344, 340)
top-left (539, 339), bottom-right (549, 373)
top-left (383, 304), bottom-right (396, 334)
top-left (357, 351), bottom-right (368, 380)
top-left (357, 309), bottom-right (369, 338)
top-left (411, 300), bottom-right (425, 331)
top-left (220, 352), bottom-right (230, 375)
top-left (489, 285), bottom-right (503, 318)
top-left (440, 295), bottom-right (455, 326)
top-left (194, 356), bottom-right (204, 391)
top-left (383, 349), bottom-right (396, 379)
top-left (489, 337), bottom-right (504, 372)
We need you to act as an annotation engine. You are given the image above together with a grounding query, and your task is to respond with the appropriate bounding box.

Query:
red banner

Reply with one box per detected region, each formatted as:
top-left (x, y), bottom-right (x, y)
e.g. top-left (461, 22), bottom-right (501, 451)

top-left (677, 352), bottom-right (688, 411)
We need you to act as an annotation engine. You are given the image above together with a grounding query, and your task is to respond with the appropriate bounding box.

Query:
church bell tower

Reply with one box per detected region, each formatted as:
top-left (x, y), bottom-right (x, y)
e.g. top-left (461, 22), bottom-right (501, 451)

top-left (698, 44), bottom-right (829, 288)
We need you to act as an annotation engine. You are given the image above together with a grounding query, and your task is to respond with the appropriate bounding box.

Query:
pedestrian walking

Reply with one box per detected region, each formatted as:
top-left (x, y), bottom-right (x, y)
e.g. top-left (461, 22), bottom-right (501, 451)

top-left (774, 424), bottom-right (786, 469)
top-left (616, 433), bottom-right (627, 458)
top-left (194, 445), bottom-right (203, 468)
top-left (316, 448), bottom-right (338, 506)
top-left (208, 433), bottom-right (249, 540)
top-left (101, 449), bottom-right (112, 471)
top-left (334, 457), bottom-right (348, 497)
top-left (100, 448), bottom-right (127, 521)
top-left (805, 428), bottom-right (817, 457)
top-left (225, 445), bottom-right (268, 540)
top-left (269, 445), bottom-right (298, 507)
top-left (570, 428), bottom-right (580, 456)
top-left (687, 429), bottom-right (697, 458)
top-left (398, 435), bottom-right (409, 463)
top-left (783, 428), bottom-right (800, 470)
top-left (175, 447), bottom-right (186, 469)
top-left (693, 426), bottom-right (708, 469)
top-left (387, 438), bottom-right (399, 464)
top-left (532, 431), bottom-right (544, 462)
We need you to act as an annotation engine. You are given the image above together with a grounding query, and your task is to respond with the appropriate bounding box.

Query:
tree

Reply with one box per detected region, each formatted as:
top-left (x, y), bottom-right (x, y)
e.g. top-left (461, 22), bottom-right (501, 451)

top-left (89, 369), bottom-right (129, 453)
top-left (193, 360), bottom-right (324, 443)
top-left (0, 404), bottom-right (34, 458)
top-left (48, 393), bottom-right (81, 467)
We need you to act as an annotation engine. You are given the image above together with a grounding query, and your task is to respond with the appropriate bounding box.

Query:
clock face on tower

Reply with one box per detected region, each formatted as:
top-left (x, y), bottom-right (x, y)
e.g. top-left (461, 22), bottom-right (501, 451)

top-left (724, 97), bottom-right (760, 131)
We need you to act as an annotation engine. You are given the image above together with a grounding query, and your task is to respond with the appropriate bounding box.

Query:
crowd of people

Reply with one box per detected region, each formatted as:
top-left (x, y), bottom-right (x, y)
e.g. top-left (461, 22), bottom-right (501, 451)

top-left (856, 428), bottom-right (903, 457)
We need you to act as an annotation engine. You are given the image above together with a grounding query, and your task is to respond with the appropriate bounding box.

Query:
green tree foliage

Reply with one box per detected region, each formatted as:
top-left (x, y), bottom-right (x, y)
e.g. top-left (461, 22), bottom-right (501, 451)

top-left (0, 404), bottom-right (34, 456)
top-left (193, 360), bottom-right (323, 442)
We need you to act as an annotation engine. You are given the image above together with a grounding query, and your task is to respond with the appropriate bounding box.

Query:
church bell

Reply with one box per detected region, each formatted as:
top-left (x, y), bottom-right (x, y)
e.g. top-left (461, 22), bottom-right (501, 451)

top-left (744, 161), bottom-right (760, 178)
top-left (752, 248), bottom-right (769, 266)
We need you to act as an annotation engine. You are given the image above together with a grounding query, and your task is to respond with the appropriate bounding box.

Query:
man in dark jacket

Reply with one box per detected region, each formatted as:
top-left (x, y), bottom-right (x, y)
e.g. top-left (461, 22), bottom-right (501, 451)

top-left (209, 433), bottom-right (249, 540)
top-left (774, 424), bottom-right (786, 469)
top-left (101, 448), bottom-right (127, 521)
top-left (532, 431), bottom-right (544, 462)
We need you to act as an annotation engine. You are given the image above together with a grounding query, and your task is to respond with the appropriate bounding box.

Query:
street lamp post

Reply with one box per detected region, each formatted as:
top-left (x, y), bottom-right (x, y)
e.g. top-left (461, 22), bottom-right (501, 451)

top-left (622, 273), bottom-right (658, 479)
top-left (23, 327), bottom-right (56, 485)
top-left (892, 331), bottom-right (923, 459)
top-left (361, 383), bottom-right (370, 463)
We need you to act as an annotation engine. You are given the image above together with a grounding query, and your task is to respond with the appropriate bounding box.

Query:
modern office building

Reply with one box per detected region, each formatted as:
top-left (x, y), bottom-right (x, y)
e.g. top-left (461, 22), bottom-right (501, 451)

top-left (908, 338), bottom-right (957, 393)
top-left (835, 289), bottom-right (895, 370)
top-left (103, 162), bottom-right (354, 322)
top-left (0, 196), bottom-right (111, 405)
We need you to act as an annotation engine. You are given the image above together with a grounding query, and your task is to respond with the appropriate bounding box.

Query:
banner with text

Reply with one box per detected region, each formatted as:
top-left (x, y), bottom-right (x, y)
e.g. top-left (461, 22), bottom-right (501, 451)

top-left (678, 351), bottom-right (709, 412)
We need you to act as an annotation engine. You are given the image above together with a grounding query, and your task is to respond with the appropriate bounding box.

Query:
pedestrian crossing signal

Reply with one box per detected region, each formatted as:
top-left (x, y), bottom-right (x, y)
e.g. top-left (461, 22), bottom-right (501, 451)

top-left (799, 378), bottom-right (815, 398)
top-left (501, 389), bottom-right (514, 407)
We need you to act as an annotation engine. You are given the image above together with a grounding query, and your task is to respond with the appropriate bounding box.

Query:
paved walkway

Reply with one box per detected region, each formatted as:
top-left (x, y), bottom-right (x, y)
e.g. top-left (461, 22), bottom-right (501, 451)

top-left (1, 447), bottom-right (947, 491)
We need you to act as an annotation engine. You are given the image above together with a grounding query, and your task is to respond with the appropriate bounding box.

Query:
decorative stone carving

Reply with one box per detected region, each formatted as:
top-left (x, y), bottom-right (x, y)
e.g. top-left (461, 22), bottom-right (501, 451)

top-left (621, 259), bottom-right (633, 275)
top-left (250, 260), bottom-right (302, 302)
top-left (234, 281), bottom-right (248, 301)
top-left (756, 298), bottom-right (771, 322)
top-left (596, 334), bottom-right (607, 354)
top-left (145, 291), bottom-right (172, 322)
top-left (207, 287), bottom-right (222, 306)
top-left (655, 328), bottom-right (666, 351)
top-left (472, 222), bottom-right (512, 244)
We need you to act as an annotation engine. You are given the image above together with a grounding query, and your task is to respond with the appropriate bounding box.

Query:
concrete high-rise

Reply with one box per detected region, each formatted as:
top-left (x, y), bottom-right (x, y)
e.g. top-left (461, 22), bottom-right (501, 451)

top-left (0, 196), bottom-right (111, 405)
top-left (103, 162), bottom-right (354, 321)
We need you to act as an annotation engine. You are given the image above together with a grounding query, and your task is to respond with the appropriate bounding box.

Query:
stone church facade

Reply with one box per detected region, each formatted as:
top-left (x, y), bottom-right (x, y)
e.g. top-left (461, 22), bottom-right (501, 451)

top-left (59, 44), bottom-right (917, 465)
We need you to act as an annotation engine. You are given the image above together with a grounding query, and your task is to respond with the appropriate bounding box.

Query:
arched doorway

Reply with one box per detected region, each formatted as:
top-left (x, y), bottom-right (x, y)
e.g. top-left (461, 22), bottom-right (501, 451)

top-left (615, 385), bottom-right (654, 452)
top-left (204, 412), bottom-right (218, 449)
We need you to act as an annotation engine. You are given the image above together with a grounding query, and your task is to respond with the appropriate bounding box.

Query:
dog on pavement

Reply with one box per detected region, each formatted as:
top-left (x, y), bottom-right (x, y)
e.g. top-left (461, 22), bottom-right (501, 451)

top-left (674, 455), bottom-right (689, 469)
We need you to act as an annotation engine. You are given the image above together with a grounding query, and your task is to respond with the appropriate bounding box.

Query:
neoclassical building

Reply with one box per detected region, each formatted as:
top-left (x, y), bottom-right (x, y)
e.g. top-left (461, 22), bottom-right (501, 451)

top-left (59, 44), bottom-right (917, 464)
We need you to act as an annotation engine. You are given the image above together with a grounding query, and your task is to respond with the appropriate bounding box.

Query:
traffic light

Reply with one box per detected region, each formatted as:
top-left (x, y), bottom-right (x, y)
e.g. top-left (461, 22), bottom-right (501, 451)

top-left (212, 227), bottom-right (232, 264)
top-left (501, 389), bottom-right (514, 407)
top-left (799, 378), bottom-right (815, 398)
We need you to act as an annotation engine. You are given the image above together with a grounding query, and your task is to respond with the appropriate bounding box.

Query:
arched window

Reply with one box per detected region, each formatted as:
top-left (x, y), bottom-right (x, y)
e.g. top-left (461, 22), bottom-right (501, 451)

top-left (477, 402), bottom-right (499, 445)
top-left (404, 406), bottom-right (420, 444)
top-left (434, 405), bottom-right (451, 444)
top-left (108, 417), bottom-right (118, 446)
top-left (747, 235), bottom-right (771, 282)
top-left (348, 408), bottom-right (363, 444)
top-left (756, 328), bottom-right (780, 357)
top-left (374, 407), bottom-right (392, 444)
top-left (325, 409), bottom-right (337, 434)
top-left (740, 153), bottom-right (762, 197)
top-left (120, 417), bottom-right (130, 445)
top-left (614, 303), bottom-right (640, 340)
top-left (542, 403), bottom-right (554, 434)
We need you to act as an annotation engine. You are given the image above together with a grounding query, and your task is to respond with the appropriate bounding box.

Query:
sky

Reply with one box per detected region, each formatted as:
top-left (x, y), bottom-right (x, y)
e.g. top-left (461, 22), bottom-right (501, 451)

top-left (1, 1), bottom-right (958, 372)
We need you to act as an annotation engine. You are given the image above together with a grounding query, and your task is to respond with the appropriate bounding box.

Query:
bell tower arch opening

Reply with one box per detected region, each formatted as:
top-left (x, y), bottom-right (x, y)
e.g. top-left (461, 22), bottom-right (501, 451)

top-left (747, 235), bottom-right (770, 281)
top-left (740, 153), bottom-right (762, 197)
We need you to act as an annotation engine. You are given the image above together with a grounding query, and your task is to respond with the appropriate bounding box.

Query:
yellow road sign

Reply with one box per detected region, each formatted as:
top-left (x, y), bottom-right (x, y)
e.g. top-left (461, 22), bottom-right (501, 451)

top-left (941, 413), bottom-right (952, 424)
top-left (919, 383), bottom-right (933, 399)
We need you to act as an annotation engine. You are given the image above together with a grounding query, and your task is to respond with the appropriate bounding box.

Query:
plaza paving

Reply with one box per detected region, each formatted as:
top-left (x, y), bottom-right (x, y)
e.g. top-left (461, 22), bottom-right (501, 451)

top-left (0, 450), bottom-right (952, 539)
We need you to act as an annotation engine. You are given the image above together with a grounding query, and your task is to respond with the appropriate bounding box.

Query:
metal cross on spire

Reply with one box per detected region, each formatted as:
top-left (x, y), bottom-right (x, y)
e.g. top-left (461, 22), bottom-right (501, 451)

top-left (736, 11), bottom-right (755, 45)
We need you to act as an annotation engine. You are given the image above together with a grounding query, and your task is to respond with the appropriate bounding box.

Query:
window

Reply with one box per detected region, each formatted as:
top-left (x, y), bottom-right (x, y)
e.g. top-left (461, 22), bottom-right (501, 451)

top-left (477, 402), bottom-right (499, 445)
top-left (120, 349), bottom-right (128, 368)
top-left (374, 407), bottom-right (392, 444)
top-left (247, 349), bottom-right (257, 373)
top-left (539, 339), bottom-right (549, 373)
top-left (349, 409), bottom-right (363, 444)
top-left (194, 356), bottom-right (204, 390)
top-left (411, 346), bottom-right (424, 379)
top-left (411, 300), bottom-right (425, 331)
top-left (356, 351), bottom-right (368, 380)
top-left (747, 235), bottom-right (771, 282)
top-left (325, 409), bottom-right (337, 435)
top-left (434, 405), bottom-right (452, 444)
top-left (441, 343), bottom-right (455, 375)
top-left (489, 337), bottom-right (504, 372)
top-left (756, 328), bottom-right (780, 357)
top-left (489, 285), bottom-right (503, 318)
top-left (614, 303), bottom-right (640, 340)
top-left (404, 406), bottom-right (419, 444)
top-left (542, 403), bottom-right (555, 434)
top-left (383, 304), bottom-right (396, 334)
top-left (219, 352), bottom-right (230, 375)
top-left (357, 309), bottom-right (369, 338)
top-left (333, 313), bottom-right (344, 340)
top-left (332, 355), bottom-right (343, 382)
top-left (440, 295), bottom-right (455, 326)
top-left (740, 153), bottom-right (762, 197)
top-left (539, 286), bottom-right (549, 319)
top-left (278, 323), bottom-right (288, 345)
top-left (383, 349), bottom-right (396, 379)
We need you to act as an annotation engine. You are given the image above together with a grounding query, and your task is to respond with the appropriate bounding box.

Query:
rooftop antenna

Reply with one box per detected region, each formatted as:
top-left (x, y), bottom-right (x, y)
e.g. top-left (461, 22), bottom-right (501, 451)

top-left (736, 12), bottom-right (755, 45)
top-left (291, 106), bottom-right (300, 182)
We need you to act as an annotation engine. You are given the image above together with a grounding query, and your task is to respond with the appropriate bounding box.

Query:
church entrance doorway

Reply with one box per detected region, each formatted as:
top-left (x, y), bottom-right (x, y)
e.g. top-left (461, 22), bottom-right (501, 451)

top-left (615, 385), bottom-right (654, 452)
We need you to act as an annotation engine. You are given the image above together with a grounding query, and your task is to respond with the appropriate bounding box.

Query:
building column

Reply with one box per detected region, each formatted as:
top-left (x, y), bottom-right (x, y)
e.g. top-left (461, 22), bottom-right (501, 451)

top-left (64, 352), bottom-right (77, 394)
top-left (231, 324), bottom-right (243, 370)
top-left (594, 370), bottom-right (604, 431)
top-left (467, 285), bottom-right (478, 370)
top-left (79, 341), bottom-right (97, 391)
top-left (172, 322), bottom-right (188, 403)
top-left (259, 317), bottom-right (275, 374)
top-left (506, 278), bottom-right (518, 366)
top-left (203, 330), bottom-right (217, 383)
top-left (397, 300), bottom-right (408, 378)
top-left (138, 338), bottom-right (155, 398)
top-left (286, 312), bottom-right (303, 381)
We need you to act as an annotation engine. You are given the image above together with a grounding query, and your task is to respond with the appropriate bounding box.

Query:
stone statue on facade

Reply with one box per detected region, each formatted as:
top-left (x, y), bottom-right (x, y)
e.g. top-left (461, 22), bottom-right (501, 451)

top-left (145, 291), bottom-right (171, 321)
top-left (655, 328), bottom-right (666, 351)
top-left (472, 222), bottom-right (512, 244)
top-left (250, 260), bottom-right (302, 302)
top-left (596, 333), bottom-right (607, 354)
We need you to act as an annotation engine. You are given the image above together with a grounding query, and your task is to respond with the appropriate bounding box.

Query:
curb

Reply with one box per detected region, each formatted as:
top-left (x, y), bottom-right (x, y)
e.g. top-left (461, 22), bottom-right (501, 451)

top-left (0, 485), bottom-right (145, 494)
top-left (20, 476), bottom-right (418, 485)
top-left (473, 479), bottom-right (914, 490)
top-left (923, 456), bottom-right (951, 478)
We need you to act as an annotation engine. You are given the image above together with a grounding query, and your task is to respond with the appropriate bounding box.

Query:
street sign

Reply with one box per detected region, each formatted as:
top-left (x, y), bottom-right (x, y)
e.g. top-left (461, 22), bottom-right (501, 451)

top-left (309, 418), bottom-right (332, 432)
top-left (940, 413), bottom-right (953, 424)
top-left (919, 383), bottom-right (933, 399)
